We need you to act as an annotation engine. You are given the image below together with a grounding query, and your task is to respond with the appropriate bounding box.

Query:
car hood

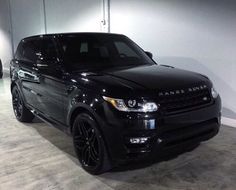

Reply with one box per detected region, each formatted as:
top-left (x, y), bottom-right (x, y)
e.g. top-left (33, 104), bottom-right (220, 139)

top-left (103, 65), bottom-right (209, 90)
top-left (71, 64), bottom-right (211, 97)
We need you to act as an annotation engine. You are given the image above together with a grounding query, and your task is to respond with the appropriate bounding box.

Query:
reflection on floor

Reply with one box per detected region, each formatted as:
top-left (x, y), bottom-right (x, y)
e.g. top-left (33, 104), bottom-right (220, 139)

top-left (0, 77), bottom-right (236, 190)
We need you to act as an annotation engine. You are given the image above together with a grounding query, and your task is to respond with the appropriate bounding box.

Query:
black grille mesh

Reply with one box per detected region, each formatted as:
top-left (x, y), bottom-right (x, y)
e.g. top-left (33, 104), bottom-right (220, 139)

top-left (158, 88), bottom-right (212, 114)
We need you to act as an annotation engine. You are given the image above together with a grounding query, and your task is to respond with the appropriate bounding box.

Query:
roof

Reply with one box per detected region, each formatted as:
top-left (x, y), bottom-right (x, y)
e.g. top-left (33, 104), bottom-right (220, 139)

top-left (22, 32), bottom-right (124, 41)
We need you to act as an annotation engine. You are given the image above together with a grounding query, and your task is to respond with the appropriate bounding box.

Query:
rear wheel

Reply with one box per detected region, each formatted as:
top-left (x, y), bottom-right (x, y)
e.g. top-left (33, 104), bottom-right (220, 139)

top-left (73, 113), bottom-right (111, 175)
top-left (12, 86), bottom-right (34, 122)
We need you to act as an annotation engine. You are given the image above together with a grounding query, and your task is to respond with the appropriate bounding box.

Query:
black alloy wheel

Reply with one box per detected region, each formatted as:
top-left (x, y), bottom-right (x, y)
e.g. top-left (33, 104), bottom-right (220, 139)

top-left (75, 119), bottom-right (100, 167)
top-left (73, 113), bottom-right (111, 174)
top-left (0, 59), bottom-right (2, 79)
top-left (12, 87), bottom-right (23, 118)
top-left (12, 86), bottom-right (34, 122)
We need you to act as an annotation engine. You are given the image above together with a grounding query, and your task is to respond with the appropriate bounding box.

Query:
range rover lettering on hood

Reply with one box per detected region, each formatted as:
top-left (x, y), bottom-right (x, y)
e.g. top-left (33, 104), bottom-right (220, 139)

top-left (158, 84), bottom-right (208, 96)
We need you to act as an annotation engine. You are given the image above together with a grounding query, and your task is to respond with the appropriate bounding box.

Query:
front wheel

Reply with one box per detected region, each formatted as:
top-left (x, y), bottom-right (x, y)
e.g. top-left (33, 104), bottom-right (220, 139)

top-left (73, 113), bottom-right (111, 175)
top-left (12, 86), bottom-right (34, 122)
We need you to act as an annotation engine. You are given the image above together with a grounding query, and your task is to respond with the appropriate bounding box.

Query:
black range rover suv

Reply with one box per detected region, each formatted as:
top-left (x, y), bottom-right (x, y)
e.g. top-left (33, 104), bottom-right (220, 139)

top-left (10, 33), bottom-right (221, 174)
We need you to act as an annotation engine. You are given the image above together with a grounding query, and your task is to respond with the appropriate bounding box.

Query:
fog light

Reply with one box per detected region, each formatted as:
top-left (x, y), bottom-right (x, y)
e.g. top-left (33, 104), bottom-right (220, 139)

top-left (130, 137), bottom-right (149, 144)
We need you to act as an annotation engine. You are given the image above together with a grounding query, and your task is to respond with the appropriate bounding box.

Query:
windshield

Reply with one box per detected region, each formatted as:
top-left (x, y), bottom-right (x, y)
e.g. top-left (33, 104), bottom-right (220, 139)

top-left (58, 34), bottom-right (155, 70)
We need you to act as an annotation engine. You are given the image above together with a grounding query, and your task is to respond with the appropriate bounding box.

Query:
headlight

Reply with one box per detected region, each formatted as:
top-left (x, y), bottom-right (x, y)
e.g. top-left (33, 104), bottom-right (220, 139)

top-left (103, 96), bottom-right (158, 112)
top-left (211, 87), bottom-right (219, 99)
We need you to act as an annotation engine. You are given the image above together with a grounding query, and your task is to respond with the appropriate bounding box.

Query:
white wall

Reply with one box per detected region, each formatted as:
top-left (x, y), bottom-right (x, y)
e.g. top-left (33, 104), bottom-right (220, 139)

top-left (10, 0), bottom-right (45, 52)
top-left (110, 0), bottom-right (236, 119)
top-left (0, 0), bottom-right (12, 70)
top-left (45, 0), bottom-right (104, 33)
top-left (9, 0), bottom-right (106, 48)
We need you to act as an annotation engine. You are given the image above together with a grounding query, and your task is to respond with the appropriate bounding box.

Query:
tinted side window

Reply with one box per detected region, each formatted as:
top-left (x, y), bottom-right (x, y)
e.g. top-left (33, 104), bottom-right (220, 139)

top-left (22, 39), bottom-right (41, 63)
top-left (15, 42), bottom-right (24, 60)
top-left (40, 38), bottom-right (58, 61)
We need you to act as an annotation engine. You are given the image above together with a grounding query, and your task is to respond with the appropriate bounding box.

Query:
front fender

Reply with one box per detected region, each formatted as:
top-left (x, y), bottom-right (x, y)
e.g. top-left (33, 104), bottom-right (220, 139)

top-left (66, 87), bottom-right (105, 134)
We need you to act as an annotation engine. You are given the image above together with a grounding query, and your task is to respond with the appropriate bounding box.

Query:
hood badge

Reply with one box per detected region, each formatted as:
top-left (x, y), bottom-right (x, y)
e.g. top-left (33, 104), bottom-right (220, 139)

top-left (158, 85), bottom-right (207, 96)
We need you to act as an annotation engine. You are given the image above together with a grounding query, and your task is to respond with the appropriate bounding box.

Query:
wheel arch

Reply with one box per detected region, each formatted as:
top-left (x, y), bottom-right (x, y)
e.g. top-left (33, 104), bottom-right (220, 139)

top-left (11, 81), bottom-right (17, 93)
top-left (69, 106), bottom-right (91, 133)
top-left (68, 104), bottom-right (112, 163)
top-left (69, 104), bottom-right (103, 135)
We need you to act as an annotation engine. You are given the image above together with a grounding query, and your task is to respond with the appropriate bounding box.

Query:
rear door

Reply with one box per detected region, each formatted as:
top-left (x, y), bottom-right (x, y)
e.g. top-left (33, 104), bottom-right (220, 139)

top-left (16, 38), bottom-right (41, 108)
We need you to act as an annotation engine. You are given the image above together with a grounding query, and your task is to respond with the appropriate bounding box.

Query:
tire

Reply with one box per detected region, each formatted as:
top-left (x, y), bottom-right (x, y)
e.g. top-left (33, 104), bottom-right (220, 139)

top-left (12, 86), bottom-right (34, 122)
top-left (73, 113), bottom-right (111, 175)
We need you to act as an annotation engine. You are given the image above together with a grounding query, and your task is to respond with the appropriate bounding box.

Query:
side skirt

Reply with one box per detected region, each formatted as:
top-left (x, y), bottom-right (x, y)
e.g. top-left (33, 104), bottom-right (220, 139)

top-left (27, 104), bottom-right (71, 136)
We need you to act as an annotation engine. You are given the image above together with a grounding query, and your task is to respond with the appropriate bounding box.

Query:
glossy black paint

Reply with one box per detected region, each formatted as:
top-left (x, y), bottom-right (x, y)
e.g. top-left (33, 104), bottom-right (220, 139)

top-left (0, 59), bottom-right (3, 78)
top-left (10, 33), bottom-right (221, 165)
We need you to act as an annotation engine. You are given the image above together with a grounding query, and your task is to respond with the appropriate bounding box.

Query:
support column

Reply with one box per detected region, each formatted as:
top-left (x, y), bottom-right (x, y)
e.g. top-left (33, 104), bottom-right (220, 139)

top-left (101, 0), bottom-right (110, 33)
top-left (8, 0), bottom-right (14, 55)
top-left (43, 0), bottom-right (47, 34)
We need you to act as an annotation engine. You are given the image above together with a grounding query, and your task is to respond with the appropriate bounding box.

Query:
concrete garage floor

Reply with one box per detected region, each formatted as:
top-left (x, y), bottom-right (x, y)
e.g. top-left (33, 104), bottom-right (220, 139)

top-left (0, 76), bottom-right (236, 190)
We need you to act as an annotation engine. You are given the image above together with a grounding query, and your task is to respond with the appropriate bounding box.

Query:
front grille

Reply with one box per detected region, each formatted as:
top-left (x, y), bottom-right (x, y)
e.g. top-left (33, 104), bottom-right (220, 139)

top-left (158, 87), bottom-right (212, 114)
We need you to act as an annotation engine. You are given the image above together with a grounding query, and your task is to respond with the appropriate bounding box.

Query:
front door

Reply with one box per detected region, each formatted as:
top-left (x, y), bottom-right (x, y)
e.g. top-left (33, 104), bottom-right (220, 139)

top-left (36, 37), bottom-right (67, 125)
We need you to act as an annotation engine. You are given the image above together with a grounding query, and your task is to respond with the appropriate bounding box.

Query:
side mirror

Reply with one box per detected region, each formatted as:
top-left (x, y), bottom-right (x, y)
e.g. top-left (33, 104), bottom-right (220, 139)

top-left (145, 51), bottom-right (153, 59)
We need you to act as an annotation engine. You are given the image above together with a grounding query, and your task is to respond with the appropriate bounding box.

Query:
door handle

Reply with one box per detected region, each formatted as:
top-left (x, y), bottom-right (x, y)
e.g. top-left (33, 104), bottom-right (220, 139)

top-left (32, 67), bottom-right (38, 71)
top-left (37, 63), bottom-right (48, 68)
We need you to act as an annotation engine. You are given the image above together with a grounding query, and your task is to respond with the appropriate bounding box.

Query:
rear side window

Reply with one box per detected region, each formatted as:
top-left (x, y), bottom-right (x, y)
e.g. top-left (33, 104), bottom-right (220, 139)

top-left (40, 38), bottom-right (58, 61)
top-left (15, 42), bottom-right (24, 60)
top-left (16, 37), bottom-right (58, 64)
top-left (21, 39), bottom-right (41, 63)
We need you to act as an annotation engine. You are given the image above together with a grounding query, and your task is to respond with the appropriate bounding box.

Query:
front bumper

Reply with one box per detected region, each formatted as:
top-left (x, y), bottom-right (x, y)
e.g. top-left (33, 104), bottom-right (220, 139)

top-left (96, 96), bottom-right (221, 164)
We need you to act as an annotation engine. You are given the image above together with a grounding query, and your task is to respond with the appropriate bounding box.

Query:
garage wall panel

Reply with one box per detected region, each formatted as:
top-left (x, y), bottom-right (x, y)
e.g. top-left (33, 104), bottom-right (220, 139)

top-left (110, 0), bottom-right (236, 118)
top-left (45, 0), bottom-right (103, 33)
top-left (10, 0), bottom-right (45, 51)
top-left (0, 0), bottom-right (12, 70)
